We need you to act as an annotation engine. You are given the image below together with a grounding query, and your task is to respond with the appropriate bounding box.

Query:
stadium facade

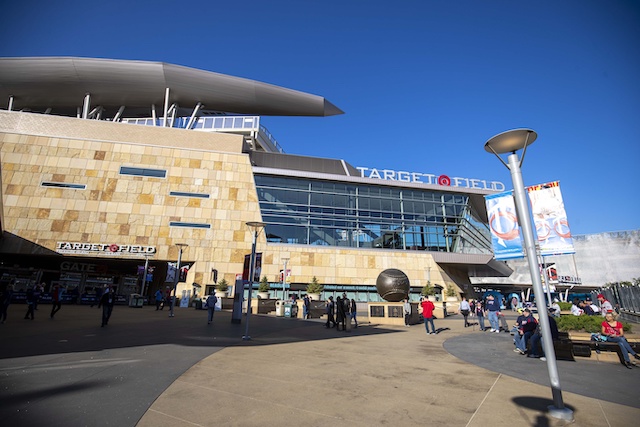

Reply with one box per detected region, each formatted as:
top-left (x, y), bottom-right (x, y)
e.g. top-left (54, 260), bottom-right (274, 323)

top-left (0, 57), bottom-right (512, 303)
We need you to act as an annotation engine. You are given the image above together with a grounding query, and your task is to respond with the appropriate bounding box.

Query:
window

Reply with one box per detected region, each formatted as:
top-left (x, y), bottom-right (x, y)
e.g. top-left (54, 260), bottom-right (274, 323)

top-left (169, 221), bottom-right (211, 229)
top-left (169, 191), bottom-right (210, 199)
top-left (254, 174), bottom-right (491, 254)
top-left (119, 167), bottom-right (166, 178)
top-left (41, 182), bottom-right (86, 189)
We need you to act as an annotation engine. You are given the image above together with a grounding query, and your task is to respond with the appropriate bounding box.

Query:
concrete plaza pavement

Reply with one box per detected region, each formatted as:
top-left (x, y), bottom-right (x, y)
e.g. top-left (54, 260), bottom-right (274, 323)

top-left (0, 303), bottom-right (638, 426)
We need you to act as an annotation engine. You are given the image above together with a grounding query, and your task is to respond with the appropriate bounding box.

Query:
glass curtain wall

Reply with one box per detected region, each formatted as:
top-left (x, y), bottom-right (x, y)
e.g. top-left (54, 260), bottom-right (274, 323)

top-left (255, 175), bottom-right (492, 254)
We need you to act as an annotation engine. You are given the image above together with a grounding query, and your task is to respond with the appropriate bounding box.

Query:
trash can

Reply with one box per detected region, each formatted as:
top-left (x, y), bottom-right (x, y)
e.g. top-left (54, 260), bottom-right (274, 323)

top-left (290, 303), bottom-right (299, 318)
top-left (284, 303), bottom-right (292, 318)
top-left (275, 300), bottom-right (285, 317)
top-left (194, 299), bottom-right (203, 310)
top-left (129, 294), bottom-right (143, 308)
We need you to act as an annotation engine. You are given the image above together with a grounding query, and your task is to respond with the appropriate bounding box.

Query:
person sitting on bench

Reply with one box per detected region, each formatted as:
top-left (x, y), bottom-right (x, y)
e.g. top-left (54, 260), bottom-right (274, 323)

top-left (601, 312), bottom-right (640, 369)
top-left (528, 308), bottom-right (559, 360)
top-left (513, 308), bottom-right (537, 355)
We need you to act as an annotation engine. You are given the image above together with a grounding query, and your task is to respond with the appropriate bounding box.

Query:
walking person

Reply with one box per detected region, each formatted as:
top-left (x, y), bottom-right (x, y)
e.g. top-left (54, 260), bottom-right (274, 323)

top-left (302, 295), bottom-right (310, 319)
top-left (342, 294), bottom-right (351, 330)
top-left (403, 298), bottom-right (412, 327)
top-left (165, 288), bottom-right (172, 311)
top-left (24, 284), bottom-right (36, 320)
top-left (1, 284), bottom-right (14, 323)
top-left (325, 296), bottom-right (336, 329)
top-left (459, 297), bottom-right (471, 327)
top-left (91, 285), bottom-right (103, 308)
top-left (350, 299), bottom-right (358, 328)
top-left (486, 294), bottom-right (501, 333)
top-left (420, 297), bottom-right (436, 335)
top-left (475, 299), bottom-right (486, 331)
top-left (205, 291), bottom-right (218, 325)
top-left (98, 286), bottom-right (115, 327)
top-left (50, 283), bottom-right (65, 319)
top-left (154, 289), bottom-right (164, 310)
top-left (336, 296), bottom-right (346, 331)
top-left (33, 282), bottom-right (44, 311)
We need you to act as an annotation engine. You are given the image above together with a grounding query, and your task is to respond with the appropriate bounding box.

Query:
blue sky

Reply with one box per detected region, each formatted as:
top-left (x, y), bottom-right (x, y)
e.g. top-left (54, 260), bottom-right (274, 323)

top-left (1, 0), bottom-right (638, 236)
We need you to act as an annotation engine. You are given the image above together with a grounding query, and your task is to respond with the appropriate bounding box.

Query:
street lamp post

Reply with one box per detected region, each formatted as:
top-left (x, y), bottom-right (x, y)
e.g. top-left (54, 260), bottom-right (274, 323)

top-left (140, 253), bottom-right (153, 297)
top-left (244, 221), bottom-right (266, 340)
top-left (281, 257), bottom-right (289, 301)
top-left (484, 129), bottom-right (573, 421)
top-left (169, 243), bottom-right (188, 318)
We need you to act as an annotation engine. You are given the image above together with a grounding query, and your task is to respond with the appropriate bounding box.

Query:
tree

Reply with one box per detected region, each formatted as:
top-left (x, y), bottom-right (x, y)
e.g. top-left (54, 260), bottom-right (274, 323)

top-left (446, 284), bottom-right (457, 297)
top-left (421, 281), bottom-right (436, 296)
top-left (306, 276), bottom-right (324, 294)
top-left (258, 276), bottom-right (270, 292)
top-left (216, 278), bottom-right (229, 292)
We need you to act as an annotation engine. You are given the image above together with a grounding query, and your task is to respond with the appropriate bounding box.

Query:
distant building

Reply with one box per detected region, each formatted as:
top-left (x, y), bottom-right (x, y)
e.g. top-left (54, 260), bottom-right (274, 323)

top-left (472, 230), bottom-right (640, 293)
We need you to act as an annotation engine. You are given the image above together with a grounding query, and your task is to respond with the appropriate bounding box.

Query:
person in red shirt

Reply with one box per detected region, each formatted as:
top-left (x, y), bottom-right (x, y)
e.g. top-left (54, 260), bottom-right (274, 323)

top-left (601, 312), bottom-right (640, 369)
top-left (420, 297), bottom-right (436, 335)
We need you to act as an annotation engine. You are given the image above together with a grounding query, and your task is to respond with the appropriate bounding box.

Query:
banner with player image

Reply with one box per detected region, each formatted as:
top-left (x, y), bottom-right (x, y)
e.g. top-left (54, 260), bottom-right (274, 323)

top-left (527, 181), bottom-right (575, 256)
top-left (485, 191), bottom-right (524, 260)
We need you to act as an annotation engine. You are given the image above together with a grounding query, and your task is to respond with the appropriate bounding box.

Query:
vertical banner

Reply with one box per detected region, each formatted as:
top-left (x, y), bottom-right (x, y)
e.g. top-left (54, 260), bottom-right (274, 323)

top-left (165, 262), bottom-right (177, 282)
top-left (242, 253), bottom-right (263, 282)
top-left (527, 181), bottom-right (575, 256)
top-left (179, 264), bottom-right (190, 282)
top-left (254, 253), bottom-right (262, 282)
top-left (485, 191), bottom-right (524, 259)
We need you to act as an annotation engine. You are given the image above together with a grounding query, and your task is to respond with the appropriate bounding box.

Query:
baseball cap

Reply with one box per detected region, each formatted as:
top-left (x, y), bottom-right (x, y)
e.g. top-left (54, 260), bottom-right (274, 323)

top-left (597, 294), bottom-right (604, 299)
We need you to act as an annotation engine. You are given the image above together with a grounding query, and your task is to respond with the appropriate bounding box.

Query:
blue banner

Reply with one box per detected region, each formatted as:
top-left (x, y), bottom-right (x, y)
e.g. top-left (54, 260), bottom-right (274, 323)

top-left (485, 191), bottom-right (524, 260)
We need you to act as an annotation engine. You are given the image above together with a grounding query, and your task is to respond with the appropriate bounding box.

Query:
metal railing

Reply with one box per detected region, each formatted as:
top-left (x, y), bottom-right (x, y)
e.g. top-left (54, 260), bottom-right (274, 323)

top-left (593, 282), bottom-right (640, 323)
top-left (121, 116), bottom-right (284, 153)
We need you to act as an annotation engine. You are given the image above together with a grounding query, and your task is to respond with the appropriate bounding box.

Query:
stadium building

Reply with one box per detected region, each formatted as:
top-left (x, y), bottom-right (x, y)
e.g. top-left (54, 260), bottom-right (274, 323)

top-left (0, 57), bottom-right (512, 304)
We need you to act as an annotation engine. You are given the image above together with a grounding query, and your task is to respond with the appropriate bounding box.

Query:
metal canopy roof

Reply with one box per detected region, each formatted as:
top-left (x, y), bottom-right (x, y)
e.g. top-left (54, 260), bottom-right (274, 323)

top-left (0, 57), bottom-right (344, 117)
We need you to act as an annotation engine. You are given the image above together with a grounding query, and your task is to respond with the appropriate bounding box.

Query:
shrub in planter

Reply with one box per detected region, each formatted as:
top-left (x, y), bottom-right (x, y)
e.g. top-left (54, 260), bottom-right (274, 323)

top-left (558, 302), bottom-right (572, 311)
top-left (306, 276), bottom-right (324, 294)
top-left (421, 282), bottom-right (436, 297)
top-left (216, 278), bottom-right (229, 292)
top-left (556, 315), bottom-right (631, 333)
top-left (258, 276), bottom-right (270, 293)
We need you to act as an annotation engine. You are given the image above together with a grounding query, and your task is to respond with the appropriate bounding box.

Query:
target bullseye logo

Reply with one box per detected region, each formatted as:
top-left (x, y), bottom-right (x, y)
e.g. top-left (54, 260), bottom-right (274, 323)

top-left (437, 175), bottom-right (451, 186)
top-left (109, 244), bottom-right (119, 252)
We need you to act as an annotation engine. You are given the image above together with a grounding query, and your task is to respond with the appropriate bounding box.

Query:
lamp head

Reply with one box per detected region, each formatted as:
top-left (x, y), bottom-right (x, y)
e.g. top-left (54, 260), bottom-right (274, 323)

top-left (484, 129), bottom-right (537, 154)
top-left (246, 221), bottom-right (266, 229)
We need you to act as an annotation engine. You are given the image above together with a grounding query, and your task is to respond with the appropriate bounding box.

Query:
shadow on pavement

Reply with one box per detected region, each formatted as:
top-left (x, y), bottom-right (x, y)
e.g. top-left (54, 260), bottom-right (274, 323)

top-left (444, 330), bottom-right (640, 409)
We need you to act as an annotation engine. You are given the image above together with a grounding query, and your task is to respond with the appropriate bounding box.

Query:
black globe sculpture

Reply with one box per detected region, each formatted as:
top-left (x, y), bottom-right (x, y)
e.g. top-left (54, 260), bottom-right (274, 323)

top-left (376, 269), bottom-right (410, 302)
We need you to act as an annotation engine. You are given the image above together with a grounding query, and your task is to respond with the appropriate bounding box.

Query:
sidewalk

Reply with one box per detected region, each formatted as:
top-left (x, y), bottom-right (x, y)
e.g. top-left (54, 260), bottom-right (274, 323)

top-left (1, 305), bottom-right (638, 426)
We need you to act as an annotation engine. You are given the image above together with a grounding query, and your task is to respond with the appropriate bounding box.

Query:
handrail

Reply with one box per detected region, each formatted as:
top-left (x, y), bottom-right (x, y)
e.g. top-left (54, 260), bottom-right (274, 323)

top-left (121, 115), bottom-right (284, 153)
